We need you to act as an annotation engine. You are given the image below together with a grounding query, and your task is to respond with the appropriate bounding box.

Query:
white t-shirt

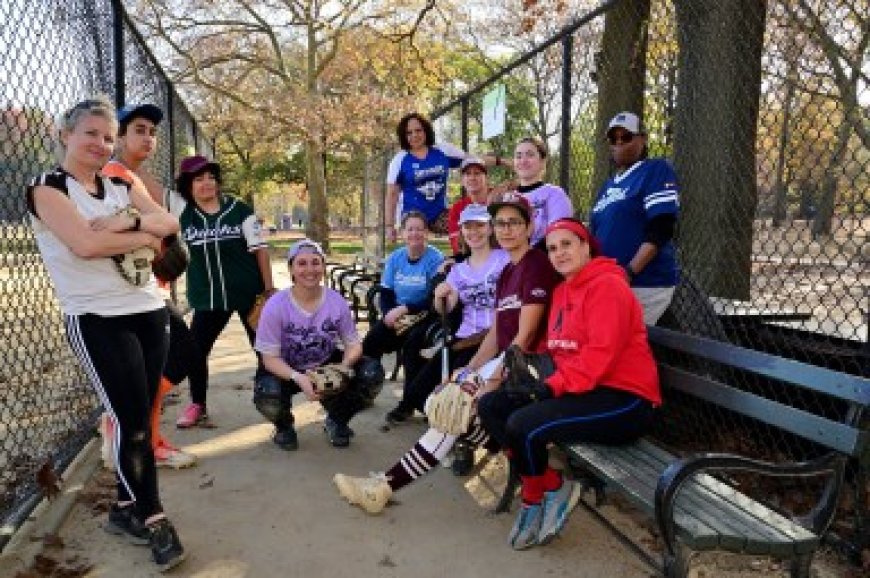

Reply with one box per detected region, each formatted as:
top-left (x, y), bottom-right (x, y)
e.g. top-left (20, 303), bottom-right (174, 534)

top-left (27, 168), bottom-right (164, 316)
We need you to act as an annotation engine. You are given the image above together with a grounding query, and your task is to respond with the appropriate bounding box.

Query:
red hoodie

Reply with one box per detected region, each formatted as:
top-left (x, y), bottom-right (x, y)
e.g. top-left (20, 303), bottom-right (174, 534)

top-left (544, 257), bottom-right (660, 405)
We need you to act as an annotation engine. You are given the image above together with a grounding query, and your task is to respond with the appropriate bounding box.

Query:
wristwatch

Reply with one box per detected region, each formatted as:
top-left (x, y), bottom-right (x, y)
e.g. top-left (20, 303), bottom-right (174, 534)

top-left (623, 264), bottom-right (636, 283)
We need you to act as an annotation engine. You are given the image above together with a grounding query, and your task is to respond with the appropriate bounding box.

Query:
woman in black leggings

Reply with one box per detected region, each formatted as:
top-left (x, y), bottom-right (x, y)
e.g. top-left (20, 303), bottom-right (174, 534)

top-left (27, 96), bottom-right (185, 571)
top-left (477, 218), bottom-right (661, 551)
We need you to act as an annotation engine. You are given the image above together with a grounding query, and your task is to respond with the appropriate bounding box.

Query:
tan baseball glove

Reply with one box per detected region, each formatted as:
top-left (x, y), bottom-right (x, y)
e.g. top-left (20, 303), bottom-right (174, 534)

top-left (247, 288), bottom-right (278, 330)
top-left (111, 207), bottom-right (155, 287)
top-left (393, 311), bottom-right (428, 336)
top-left (424, 370), bottom-right (483, 435)
top-left (306, 364), bottom-right (354, 398)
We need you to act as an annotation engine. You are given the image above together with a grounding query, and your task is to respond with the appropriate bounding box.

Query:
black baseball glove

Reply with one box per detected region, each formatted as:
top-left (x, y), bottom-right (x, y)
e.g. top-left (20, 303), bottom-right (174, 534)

top-left (503, 344), bottom-right (556, 403)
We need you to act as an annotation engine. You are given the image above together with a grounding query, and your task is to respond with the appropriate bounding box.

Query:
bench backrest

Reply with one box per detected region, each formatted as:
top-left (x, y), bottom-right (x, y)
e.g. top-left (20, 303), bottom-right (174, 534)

top-left (647, 326), bottom-right (870, 459)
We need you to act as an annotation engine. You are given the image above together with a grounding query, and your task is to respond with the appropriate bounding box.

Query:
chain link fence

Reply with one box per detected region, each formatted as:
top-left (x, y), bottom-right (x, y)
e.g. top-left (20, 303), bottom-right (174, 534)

top-left (425, 0), bottom-right (869, 560)
top-left (0, 0), bottom-right (210, 548)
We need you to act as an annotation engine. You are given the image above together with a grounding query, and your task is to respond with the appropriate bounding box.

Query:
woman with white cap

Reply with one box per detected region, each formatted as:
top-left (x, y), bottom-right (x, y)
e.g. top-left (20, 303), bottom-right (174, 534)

top-left (382, 203), bottom-right (509, 425)
top-left (253, 239), bottom-right (380, 449)
top-left (590, 111), bottom-right (680, 324)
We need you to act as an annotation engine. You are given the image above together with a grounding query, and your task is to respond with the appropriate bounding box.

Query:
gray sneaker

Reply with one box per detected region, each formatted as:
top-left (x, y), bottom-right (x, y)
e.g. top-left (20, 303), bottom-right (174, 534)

top-left (508, 503), bottom-right (543, 550)
top-left (537, 480), bottom-right (581, 545)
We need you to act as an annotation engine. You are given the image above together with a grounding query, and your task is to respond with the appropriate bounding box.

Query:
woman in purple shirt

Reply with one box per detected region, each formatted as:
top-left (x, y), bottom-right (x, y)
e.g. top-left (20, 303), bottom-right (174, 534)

top-left (254, 239), bottom-right (379, 449)
top-left (510, 137), bottom-right (573, 248)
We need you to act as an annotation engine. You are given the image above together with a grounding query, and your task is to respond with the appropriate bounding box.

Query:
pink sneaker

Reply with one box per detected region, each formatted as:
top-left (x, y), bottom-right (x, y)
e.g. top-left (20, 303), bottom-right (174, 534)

top-left (176, 403), bottom-right (206, 428)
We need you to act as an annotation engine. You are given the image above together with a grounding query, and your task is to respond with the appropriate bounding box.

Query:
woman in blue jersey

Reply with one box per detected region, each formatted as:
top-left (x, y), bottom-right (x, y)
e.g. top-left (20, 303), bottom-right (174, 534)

top-left (385, 113), bottom-right (466, 241)
top-left (169, 156), bottom-right (275, 428)
top-left (589, 112), bottom-right (680, 325)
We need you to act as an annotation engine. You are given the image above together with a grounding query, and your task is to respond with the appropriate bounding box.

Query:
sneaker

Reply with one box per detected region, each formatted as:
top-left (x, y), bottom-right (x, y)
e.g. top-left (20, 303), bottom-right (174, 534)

top-left (451, 440), bottom-right (474, 477)
top-left (273, 426), bottom-right (299, 451)
top-left (176, 403), bottom-right (206, 429)
top-left (147, 518), bottom-right (186, 572)
top-left (508, 503), bottom-right (544, 550)
top-left (99, 413), bottom-right (115, 471)
top-left (104, 504), bottom-right (149, 546)
top-left (384, 406), bottom-right (412, 426)
top-left (333, 473), bottom-right (392, 515)
top-left (537, 480), bottom-right (581, 545)
top-left (323, 416), bottom-right (352, 447)
top-left (154, 441), bottom-right (197, 469)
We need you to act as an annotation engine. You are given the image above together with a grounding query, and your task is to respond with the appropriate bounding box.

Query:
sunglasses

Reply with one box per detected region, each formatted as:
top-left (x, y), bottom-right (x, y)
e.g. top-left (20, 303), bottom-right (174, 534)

top-left (607, 133), bottom-right (636, 145)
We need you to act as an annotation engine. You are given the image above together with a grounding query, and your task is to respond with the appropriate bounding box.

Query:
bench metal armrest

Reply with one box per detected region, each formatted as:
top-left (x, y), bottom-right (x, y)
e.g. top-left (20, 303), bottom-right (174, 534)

top-left (654, 451), bottom-right (846, 561)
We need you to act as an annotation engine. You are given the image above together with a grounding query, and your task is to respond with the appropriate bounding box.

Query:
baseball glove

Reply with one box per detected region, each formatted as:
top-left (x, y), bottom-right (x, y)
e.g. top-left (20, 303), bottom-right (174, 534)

top-left (393, 311), bottom-right (428, 336)
top-left (151, 234), bottom-right (189, 283)
top-left (306, 364), bottom-right (354, 398)
top-left (424, 369), bottom-right (482, 435)
top-left (111, 207), bottom-right (155, 287)
top-left (503, 344), bottom-right (555, 403)
top-left (246, 288), bottom-right (278, 330)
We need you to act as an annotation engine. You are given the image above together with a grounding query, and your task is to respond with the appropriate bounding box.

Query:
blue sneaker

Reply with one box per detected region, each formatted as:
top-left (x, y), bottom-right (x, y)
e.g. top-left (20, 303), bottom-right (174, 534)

top-left (537, 480), bottom-right (581, 545)
top-left (508, 503), bottom-right (543, 550)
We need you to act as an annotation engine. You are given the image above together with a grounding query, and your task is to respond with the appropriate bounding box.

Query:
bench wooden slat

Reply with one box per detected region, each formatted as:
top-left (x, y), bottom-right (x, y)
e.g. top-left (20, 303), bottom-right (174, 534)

top-left (566, 440), bottom-right (817, 556)
top-left (647, 326), bottom-right (870, 405)
top-left (617, 442), bottom-right (816, 555)
top-left (660, 364), bottom-right (866, 457)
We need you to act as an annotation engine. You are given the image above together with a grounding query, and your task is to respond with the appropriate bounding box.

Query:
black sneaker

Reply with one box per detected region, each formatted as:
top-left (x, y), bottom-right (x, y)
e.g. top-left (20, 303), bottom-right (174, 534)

top-left (323, 416), bottom-right (352, 447)
top-left (273, 426), bottom-right (299, 451)
top-left (104, 504), bottom-right (149, 545)
top-left (451, 440), bottom-right (475, 477)
top-left (384, 406), bottom-right (412, 426)
top-left (148, 518), bottom-right (186, 573)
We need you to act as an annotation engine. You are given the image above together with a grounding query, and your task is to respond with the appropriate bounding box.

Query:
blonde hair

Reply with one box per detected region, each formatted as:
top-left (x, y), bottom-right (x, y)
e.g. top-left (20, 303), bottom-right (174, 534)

top-left (58, 96), bottom-right (117, 142)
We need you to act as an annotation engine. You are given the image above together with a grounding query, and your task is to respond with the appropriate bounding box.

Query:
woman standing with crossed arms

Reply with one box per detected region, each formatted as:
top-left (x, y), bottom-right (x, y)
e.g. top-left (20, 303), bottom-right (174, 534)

top-left (27, 96), bottom-right (185, 571)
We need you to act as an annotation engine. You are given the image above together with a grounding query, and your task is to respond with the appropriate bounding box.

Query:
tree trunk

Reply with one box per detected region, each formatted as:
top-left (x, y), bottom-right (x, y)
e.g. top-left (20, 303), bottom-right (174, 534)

top-left (590, 0), bottom-right (650, 205)
top-left (811, 118), bottom-right (850, 238)
top-left (772, 69), bottom-right (796, 227)
top-left (672, 0), bottom-right (767, 301)
top-left (305, 139), bottom-right (330, 252)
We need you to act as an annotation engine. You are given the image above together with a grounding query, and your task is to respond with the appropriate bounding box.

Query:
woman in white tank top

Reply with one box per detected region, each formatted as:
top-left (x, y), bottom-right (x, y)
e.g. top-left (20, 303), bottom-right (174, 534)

top-left (26, 96), bottom-right (186, 572)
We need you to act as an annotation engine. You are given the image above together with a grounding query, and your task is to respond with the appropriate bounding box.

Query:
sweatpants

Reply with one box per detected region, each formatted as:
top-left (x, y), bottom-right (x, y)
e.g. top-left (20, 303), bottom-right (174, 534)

top-left (361, 316), bottom-right (434, 385)
top-left (477, 386), bottom-right (654, 476)
top-left (65, 307), bottom-right (169, 519)
top-left (393, 346), bottom-right (477, 415)
top-left (189, 308), bottom-right (258, 406)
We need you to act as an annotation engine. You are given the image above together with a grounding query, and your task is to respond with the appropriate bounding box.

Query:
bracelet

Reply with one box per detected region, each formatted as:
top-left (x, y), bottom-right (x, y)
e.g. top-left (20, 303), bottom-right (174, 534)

top-left (623, 264), bottom-right (636, 282)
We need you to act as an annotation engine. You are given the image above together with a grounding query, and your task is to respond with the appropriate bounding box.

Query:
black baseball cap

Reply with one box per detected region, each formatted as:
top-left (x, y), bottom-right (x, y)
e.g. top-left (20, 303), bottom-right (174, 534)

top-left (117, 104), bottom-right (163, 127)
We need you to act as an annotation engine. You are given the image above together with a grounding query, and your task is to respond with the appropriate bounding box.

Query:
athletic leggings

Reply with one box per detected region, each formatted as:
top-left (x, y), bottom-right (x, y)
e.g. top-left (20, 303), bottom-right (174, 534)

top-left (65, 308), bottom-right (169, 519)
top-left (477, 387), bottom-right (654, 477)
top-left (189, 308), bottom-right (258, 406)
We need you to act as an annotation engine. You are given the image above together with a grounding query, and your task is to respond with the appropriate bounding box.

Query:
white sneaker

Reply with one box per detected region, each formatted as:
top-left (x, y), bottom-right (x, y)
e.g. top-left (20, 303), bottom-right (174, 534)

top-left (333, 473), bottom-right (392, 515)
top-left (154, 441), bottom-right (197, 469)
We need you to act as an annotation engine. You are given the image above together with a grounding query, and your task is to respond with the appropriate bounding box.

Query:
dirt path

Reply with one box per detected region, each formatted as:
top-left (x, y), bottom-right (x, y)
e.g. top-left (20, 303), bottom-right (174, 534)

top-left (54, 316), bottom-right (650, 578)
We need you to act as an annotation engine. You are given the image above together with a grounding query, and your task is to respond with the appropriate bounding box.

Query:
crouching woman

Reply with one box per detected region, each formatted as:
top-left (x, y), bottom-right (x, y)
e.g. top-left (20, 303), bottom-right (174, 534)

top-left (253, 239), bottom-right (383, 449)
top-left (477, 218), bottom-right (661, 550)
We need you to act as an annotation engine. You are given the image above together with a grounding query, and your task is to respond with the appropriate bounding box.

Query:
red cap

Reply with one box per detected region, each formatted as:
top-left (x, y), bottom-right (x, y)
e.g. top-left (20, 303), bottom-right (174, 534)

top-left (544, 218), bottom-right (601, 256)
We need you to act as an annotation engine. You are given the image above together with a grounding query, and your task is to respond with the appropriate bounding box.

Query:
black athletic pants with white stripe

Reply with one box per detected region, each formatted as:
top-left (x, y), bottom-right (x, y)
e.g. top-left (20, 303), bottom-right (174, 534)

top-left (65, 308), bottom-right (169, 519)
top-left (477, 387), bottom-right (655, 477)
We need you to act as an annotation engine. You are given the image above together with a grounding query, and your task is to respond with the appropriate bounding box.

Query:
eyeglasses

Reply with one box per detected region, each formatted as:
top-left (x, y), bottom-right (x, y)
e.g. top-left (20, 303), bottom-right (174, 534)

top-left (493, 218), bottom-right (526, 230)
top-left (607, 133), bottom-right (636, 145)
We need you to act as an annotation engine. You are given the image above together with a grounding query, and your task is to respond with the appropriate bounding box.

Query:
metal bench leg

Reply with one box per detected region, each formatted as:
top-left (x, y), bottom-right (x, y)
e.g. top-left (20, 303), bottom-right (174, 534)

top-left (494, 459), bottom-right (520, 514)
top-left (663, 541), bottom-right (691, 578)
top-left (390, 349), bottom-right (403, 381)
top-left (789, 553), bottom-right (812, 578)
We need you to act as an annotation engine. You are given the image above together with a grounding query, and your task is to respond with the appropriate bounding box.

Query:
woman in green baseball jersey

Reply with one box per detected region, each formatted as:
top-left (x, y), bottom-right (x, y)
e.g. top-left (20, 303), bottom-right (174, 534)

top-left (169, 155), bottom-right (274, 427)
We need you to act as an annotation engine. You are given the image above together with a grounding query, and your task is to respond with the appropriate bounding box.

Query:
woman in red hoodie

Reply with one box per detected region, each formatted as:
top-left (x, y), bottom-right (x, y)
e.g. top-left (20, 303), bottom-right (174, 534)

top-left (477, 217), bottom-right (660, 551)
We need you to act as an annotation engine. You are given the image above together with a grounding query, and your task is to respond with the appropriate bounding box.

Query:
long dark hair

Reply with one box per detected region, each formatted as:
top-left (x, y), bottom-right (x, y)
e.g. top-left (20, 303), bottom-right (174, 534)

top-left (396, 113), bottom-right (435, 150)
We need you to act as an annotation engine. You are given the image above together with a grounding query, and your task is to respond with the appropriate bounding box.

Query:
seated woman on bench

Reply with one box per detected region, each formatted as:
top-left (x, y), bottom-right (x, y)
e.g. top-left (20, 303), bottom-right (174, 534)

top-left (361, 210), bottom-right (443, 407)
top-left (333, 193), bottom-right (558, 515)
top-left (477, 217), bottom-right (661, 551)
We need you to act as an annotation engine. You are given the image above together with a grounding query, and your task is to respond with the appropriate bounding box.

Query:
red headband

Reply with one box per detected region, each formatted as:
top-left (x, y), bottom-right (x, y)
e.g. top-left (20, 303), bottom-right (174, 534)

top-left (544, 219), bottom-right (601, 256)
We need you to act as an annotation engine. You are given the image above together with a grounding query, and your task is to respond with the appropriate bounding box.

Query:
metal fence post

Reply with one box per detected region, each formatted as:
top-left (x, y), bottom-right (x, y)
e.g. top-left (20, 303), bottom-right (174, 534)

top-left (560, 33), bottom-right (573, 193)
top-left (460, 97), bottom-right (469, 152)
top-left (111, 0), bottom-right (125, 108)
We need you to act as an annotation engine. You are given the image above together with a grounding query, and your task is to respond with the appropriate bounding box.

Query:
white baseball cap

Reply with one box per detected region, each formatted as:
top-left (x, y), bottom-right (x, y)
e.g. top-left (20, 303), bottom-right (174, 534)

top-left (460, 156), bottom-right (487, 173)
top-left (459, 203), bottom-right (491, 225)
top-left (606, 111), bottom-right (644, 136)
